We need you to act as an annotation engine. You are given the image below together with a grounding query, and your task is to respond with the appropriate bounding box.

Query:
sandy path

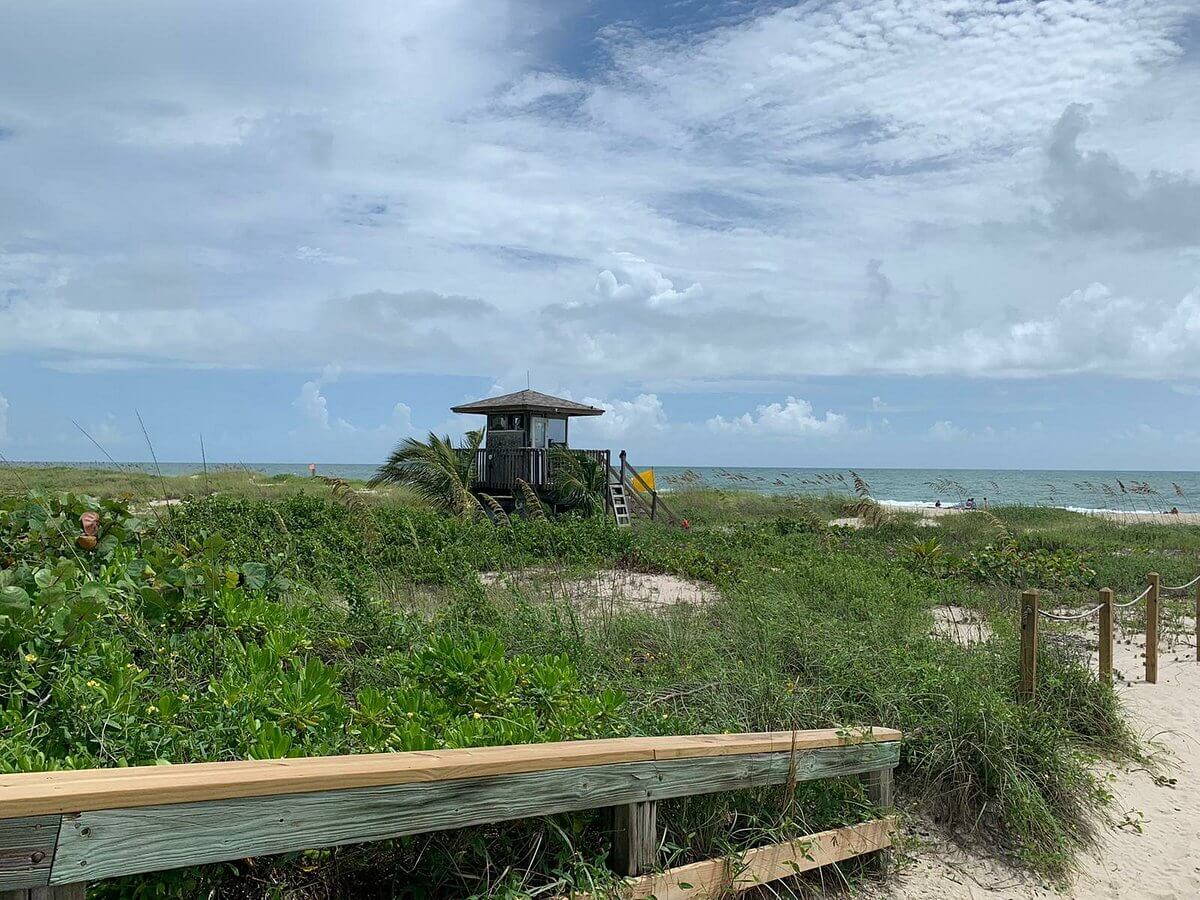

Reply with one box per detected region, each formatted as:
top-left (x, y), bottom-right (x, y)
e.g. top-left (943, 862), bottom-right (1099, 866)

top-left (875, 642), bottom-right (1200, 899)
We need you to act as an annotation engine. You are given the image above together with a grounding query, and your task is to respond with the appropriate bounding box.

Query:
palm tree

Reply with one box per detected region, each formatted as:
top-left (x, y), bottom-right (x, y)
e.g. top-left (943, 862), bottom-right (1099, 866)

top-left (549, 446), bottom-right (607, 517)
top-left (370, 430), bottom-right (485, 518)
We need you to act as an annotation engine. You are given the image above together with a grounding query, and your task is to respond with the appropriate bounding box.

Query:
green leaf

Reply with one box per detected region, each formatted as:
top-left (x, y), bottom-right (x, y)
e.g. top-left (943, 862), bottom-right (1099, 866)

top-left (0, 585), bottom-right (32, 612)
top-left (241, 562), bottom-right (269, 592)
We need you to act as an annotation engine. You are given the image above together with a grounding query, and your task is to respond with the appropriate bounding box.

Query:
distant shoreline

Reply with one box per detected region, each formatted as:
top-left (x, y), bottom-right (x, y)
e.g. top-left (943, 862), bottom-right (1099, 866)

top-left (5, 460), bottom-right (1200, 515)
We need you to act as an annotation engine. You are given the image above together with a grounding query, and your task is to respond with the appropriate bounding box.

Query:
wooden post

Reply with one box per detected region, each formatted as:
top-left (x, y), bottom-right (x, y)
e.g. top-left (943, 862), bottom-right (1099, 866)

top-left (861, 767), bottom-right (893, 873)
top-left (609, 800), bottom-right (657, 877)
top-left (1146, 573), bottom-right (1159, 684)
top-left (618, 450), bottom-right (628, 489)
top-left (1020, 590), bottom-right (1038, 701)
top-left (1098, 588), bottom-right (1113, 684)
top-left (650, 491), bottom-right (658, 521)
top-left (1, 886), bottom-right (87, 899)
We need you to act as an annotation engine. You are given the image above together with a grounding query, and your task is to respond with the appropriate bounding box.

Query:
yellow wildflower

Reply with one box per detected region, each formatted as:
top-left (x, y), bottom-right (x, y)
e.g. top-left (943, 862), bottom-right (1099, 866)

top-left (24, 653), bottom-right (38, 664)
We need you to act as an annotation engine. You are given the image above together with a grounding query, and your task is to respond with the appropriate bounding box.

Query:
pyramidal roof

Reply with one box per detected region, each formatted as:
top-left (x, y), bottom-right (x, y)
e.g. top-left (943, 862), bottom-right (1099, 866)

top-left (451, 389), bottom-right (605, 417)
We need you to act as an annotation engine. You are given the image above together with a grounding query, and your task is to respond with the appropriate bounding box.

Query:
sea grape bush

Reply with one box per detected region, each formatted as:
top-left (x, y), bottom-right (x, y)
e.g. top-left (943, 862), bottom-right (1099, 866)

top-left (902, 535), bottom-right (1095, 589)
top-left (0, 492), bottom-right (628, 775)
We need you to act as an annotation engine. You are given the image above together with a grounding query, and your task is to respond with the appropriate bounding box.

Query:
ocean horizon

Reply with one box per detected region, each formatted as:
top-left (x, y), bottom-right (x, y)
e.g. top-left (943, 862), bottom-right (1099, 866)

top-left (6, 460), bottom-right (1200, 514)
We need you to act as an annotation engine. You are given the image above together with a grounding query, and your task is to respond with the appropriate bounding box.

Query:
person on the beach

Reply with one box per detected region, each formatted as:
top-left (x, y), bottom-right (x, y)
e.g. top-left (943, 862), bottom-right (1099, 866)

top-left (309, 463), bottom-right (317, 477)
top-left (982, 497), bottom-right (988, 510)
top-left (935, 500), bottom-right (942, 508)
top-left (965, 498), bottom-right (975, 510)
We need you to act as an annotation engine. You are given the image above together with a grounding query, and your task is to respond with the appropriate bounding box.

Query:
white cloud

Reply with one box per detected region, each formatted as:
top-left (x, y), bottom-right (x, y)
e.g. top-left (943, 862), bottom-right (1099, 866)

top-left (391, 402), bottom-right (413, 432)
top-left (592, 253), bottom-right (703, 308)
top-left (928, 420), bottom-right (967, 442)
top-left (0, 0), bottom-right (1196, 398)
top-left (708, 397), bottom-right (847, 437)
top-left (295, 381), bottom-right (332, 430)
top-left (0, 393), bottom-right (9, 442)
top-left (581, 394), bottom-right (667, 438)
top-left (80, 415), bottom-right (124, 447)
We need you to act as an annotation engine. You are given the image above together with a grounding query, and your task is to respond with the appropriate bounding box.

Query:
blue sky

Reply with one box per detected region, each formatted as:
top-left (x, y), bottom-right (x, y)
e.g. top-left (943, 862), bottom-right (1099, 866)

top-left (2, 1), bottom-right (1199, 469)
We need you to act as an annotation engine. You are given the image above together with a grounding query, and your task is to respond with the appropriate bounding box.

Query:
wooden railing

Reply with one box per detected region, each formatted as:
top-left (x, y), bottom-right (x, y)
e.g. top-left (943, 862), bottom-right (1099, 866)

top-left (0, 728), bottom-right (901, 898)
top-left (1019, 570), bottom-right (1200, 699)
top-left (614, 451), bottom-right (682, 525)
top-left (472, 448), bottom-right (610, 492)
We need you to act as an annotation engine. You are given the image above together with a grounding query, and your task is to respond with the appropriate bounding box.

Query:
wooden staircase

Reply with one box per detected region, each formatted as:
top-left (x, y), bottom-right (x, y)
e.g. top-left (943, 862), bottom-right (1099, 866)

top-left (606, 451), bottom-right (682, 528)
top-left (608, 479), bottom-right (631, 528)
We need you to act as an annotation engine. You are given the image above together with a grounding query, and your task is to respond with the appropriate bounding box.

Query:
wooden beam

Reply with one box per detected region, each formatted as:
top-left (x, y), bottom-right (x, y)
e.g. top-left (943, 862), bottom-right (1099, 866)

top-left (44, 744), bottom-right (899, 885)
top-left (577, 818), bottom-right (896, 899)
top-left (1098, 588), bottom-right (1114, 684)
top-left (0, 730), bottom-right (901, 819)
top-left (861, 766), bottom-right (893, 871)
top-left (1146, 573), bottom-right (1159, 684)
top-left (1, 885), bottom-right (86, 900)
top-left (1019, 589), bottom-right (1038, 701)
top-left (608, 801), bottom-right (657, 876)
top-left (0, 817), bottom-right (60, 890)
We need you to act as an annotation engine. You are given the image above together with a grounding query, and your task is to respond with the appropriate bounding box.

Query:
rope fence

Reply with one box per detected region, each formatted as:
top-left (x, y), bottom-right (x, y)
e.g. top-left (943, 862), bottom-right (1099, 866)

top-left (1019, 571), bottom-right (1200, 700)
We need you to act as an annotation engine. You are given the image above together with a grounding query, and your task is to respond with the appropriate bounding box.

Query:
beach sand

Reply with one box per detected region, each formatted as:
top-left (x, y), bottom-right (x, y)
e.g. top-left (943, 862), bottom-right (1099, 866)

top-left (903, 507), bottom-right (1200, 525)
top-left (874, 639), bottom-right (1200, 899)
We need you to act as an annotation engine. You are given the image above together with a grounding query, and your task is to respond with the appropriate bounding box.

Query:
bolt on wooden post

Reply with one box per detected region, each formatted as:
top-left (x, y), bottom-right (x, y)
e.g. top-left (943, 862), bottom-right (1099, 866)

top-left (1019, 589), bottom-right (1038, 701)
top-left (1146, 573), bottom-right (1159, 684)
top-left (1098, 588), bottom-right (1114, 684)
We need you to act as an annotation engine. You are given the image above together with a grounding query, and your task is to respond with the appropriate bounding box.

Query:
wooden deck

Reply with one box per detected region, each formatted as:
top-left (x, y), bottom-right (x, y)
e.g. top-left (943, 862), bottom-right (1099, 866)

top-left (471, 447), bottom-right (609, 493)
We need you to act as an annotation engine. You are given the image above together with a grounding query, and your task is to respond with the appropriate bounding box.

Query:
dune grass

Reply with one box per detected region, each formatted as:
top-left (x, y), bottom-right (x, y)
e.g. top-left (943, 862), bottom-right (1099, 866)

top-left (0, 463), bottom-right (422, 507)
top-left (2, 483), bottom-right (1167, 897)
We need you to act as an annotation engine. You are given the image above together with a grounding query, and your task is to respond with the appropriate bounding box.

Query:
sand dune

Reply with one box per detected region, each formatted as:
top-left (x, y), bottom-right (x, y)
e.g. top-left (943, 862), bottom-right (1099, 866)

top-left (876, 640), bottom-right (1200, 899)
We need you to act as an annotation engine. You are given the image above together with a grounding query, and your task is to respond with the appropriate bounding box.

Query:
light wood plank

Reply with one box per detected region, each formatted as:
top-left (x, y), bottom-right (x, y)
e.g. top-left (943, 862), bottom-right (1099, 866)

top-left (577, 818), bottom-right (895, 899)
top-left (49, 744), bottom-right (899, 884)
top-left (0, 730), bottom-right (900, 819)
top-left (0, 817), bottom-right (60, 890)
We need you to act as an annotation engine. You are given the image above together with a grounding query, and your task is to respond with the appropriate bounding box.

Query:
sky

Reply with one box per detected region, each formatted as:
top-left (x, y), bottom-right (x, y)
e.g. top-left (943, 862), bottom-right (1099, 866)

top-left (2, 0), bottom-right (1200, 469)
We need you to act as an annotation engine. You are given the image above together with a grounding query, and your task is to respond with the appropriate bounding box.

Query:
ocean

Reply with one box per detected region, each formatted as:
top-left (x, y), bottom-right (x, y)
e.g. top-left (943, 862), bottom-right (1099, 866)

top-left (10, 461), bottom-right (1200, 514)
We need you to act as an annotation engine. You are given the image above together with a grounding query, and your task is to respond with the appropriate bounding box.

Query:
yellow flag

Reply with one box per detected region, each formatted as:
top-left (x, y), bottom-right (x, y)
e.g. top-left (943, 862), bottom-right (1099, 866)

top-left (631, 468), bottom-right (655, 492)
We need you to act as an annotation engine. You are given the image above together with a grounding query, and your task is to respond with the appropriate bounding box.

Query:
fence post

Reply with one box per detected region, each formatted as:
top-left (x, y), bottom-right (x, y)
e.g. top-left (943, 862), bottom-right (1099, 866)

top-left (1146, 573), bottom-right (1159, 684)
top-left (1098, 588), bottom-right (1113, 685)
top-left (861, 767), bottom-right (894, 872)
top-left (1020, 589), bottom-right (1038, 701)
top-left (608, 800), bottom-right (657, 876)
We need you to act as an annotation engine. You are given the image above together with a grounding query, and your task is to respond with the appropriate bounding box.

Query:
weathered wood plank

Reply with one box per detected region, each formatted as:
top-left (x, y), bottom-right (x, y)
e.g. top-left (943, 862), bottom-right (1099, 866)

top-left (1, 884), bottom-right (86, 900)
top-left (608, 801), bottom-right (657, 876)
top-left (0, 729), bottom-right (901, 819)
top-left (861, 766), bottom-right (894, 871)
top-left (0, 817), bottom-right (60, 890)
top-left (576, 818), bottom-right (896, 899)
top-left (49, 743), bottom-right (899, 885)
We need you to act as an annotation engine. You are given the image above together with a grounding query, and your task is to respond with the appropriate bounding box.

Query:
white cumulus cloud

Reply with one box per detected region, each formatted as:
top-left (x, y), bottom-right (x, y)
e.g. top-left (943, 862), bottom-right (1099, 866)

top-left (582, 393), bottom-right (667, 438)
top-left (593, 253), bottom-right (703, 308)
top-left (707, 397), bottom-right (847, 436)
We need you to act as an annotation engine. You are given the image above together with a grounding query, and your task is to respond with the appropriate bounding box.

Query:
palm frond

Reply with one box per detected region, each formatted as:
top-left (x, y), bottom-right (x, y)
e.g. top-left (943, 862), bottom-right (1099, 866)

top-left (480, 493), bottom-right (511, 526)
top-left (548, 447), bottom-right (606, 517)
top-left (516, 479), bottom-right (547, 521)
top-left (370, 431), bottom-right (485, 519)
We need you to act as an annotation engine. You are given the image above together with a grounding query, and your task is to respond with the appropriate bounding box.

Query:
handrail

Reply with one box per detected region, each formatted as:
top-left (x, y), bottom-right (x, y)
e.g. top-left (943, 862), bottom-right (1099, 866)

top-left (0, 729), bottom-right (901, 893)
top-left (0, 729), bottom-right (898, 818)
top-left (615, 452), bottom-right (682, 525)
